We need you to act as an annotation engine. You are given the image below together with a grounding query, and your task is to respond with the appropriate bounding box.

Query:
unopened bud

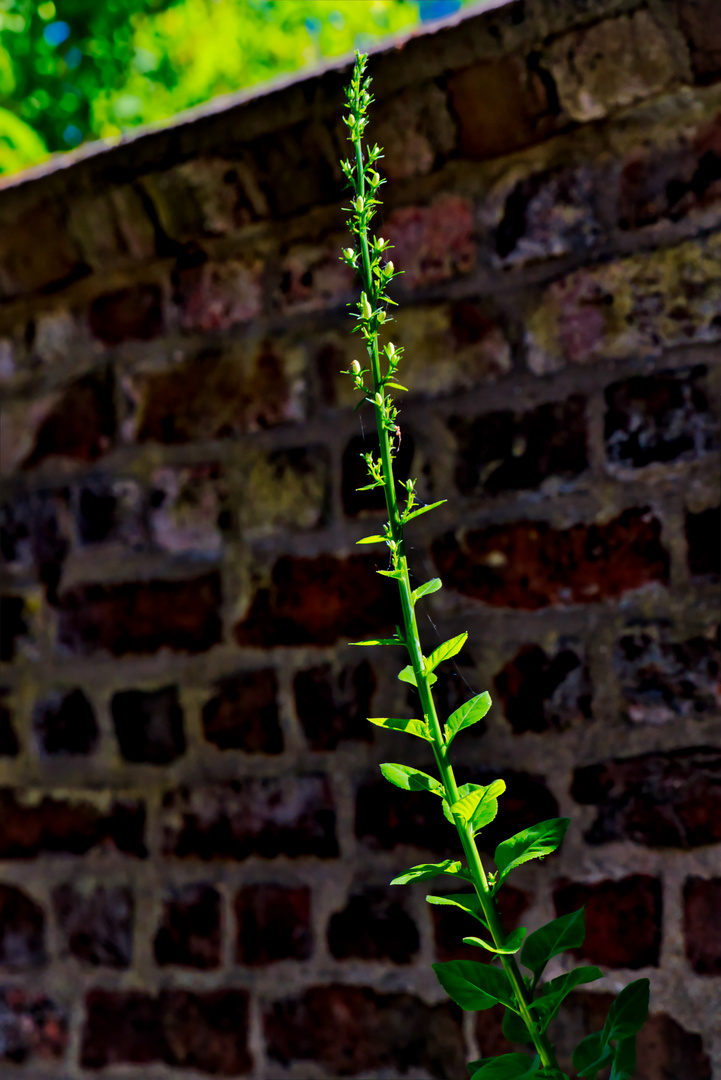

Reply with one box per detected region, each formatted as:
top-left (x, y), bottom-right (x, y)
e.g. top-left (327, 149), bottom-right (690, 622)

top-left (351, 359), bottom-right (361, 374)
top-left (385, 261), bottom-right (394, 275)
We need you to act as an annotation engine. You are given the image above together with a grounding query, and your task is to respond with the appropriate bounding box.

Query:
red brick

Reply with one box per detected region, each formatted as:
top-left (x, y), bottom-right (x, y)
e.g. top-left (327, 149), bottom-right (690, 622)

top-left (432, 509), bottom-right (669, 610)
top-left (33, 689), bottom-right (98, 756)
top-left (683, 876), bottom-right (721, 975)
top-left (161, 774), bottom-right (338, 860)
top-left (18, 371), bottom-right (115, 470)
top-left (370, 82), bottom-right (455, 180)
top-left (52, 883), bottom-right (133, 968)
top-left (687, 506), bottom-right (721, 579)
top-left (154, 883), bottom-right (221, 970)
top-left (0, 201), bottom-right (83, 298)
top-left (111, 685), bottom-right (186, 764)
top-left (433, 884), bottom-right (529, 963)
top-left (234, 554), bottom-right (399, 648)
top-left (277, 242), bottom-right (354, 313)
top-left (148, 463), bottom-right (228, 555)
top-left (0, 987), bottom-right (68, 1064)
top-left (294, 659), bottom-right (376, 751)
top-left (448, 56), bottom-right (555, 160)
top-left (238, 445), bottom-right (330, 536)
top-left (177, 259), bottom-right (262, 330)
top-left (615, 624), bottom-right (720, 725)
top-left (0, 884), bottom-right (46, 969)
top-left (67, 185), bottom-right (156, 266)
top-left (202, 668), bottom-right (283, 753)
top-left (0, 789), bottom-right (146, 859)
top-left (677, 0), bottom-right (721, 83)
top-left (385, 195), bottom-right (475, 290)
top-left (74, 474), bottom-right (146, 547)
top-left (572, 747), bottom-right (721, 847)
top-left (476, 1004), bottom-right (518, 1060)
top-left (327, 886), bottom-right (419, 964)
top-left (495, 167), bottom-right (600, 265)
top-left (142, 157), bottom-right (268, 241)
top-left (264, 984), bottom-right (464, 1079)
top-left (1, 488), bottom-right (71, 601)
top-left (0, 394), bottom-right (61, 476)
top-left (0, 689), bottom-right (19, 756)
top-left (89, 284), bottom-right (163, 345)
top-left (81, 988), bottom-right (252, 1074)
top-left (554, 875), bottom-right (662, 968)
top-left (235, 883), bottom-right (313, 965)
top-left (494, 642), bottom-right (592, 734)
top-left (56, 571), bottom-right (222, 657)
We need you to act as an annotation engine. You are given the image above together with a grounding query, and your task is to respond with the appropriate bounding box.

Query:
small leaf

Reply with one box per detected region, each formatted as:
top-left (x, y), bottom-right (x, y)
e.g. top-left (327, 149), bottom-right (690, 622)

top-left (601, 978), bottom-right (650, 1045)
top-left (356, 534), bottom-right (386, 544)
top-left (390, 859), bottom-right (462, 886)
top-left (532, 967), bottom-right (603, 1031)
top-left (412, 578), bottom-right (442, 602)
top-left (425, 893), bottom-right (488, 927)
top-left (403, 499), bottom-right (447, 523)
top-left (494, 819), bottom-right (570, 883)
top-left (432, 960), bottom-right (516, 1012)
top-left (377, 568), bottom-right (403, 579)
top-left (369, 717), bottom-right (432, 740)
top-left (463, 927), bottom-right (526, 955)
top-left (349, 637), bottom-right (401, 646)
top-left (503, 1007), bottom-right (534, 1045)
top-left (450, 780), bottom-right (505, 831)
top-left (442, 783), bottom-right (483, 823)
top-left (469, 1054), bottom-right (540, 1079)
top-left (379, 763), bottom-right (442, 794)
top-left (520, 909), bottom-right (586, 985)
top-left (398, 665), bottom-right (437, 687)
top-left (445, 693), bottom-right (492, 745)
top-left (610, 1036), bottom-right (637, 1080)
top-left (425, 632), bottom-right (468, 674)
top-left (572, 1033), bottom-right (613, 1079)
top-left (386, 381), bottom-right (408, 391)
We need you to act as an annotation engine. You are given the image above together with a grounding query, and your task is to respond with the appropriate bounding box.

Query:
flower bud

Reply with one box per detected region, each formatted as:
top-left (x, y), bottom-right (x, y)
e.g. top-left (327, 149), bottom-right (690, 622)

top-left (351, 359), bottom-right (361, 374)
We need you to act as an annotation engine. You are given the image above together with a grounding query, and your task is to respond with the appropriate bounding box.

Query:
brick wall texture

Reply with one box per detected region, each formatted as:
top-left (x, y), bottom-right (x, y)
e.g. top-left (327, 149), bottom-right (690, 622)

top-left (0, 0), bottom-right (720, 1077)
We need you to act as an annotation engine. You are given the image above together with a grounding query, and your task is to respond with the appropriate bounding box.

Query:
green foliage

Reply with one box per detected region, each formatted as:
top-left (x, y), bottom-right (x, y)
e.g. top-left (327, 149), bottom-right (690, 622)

top-left (469, 1055), bottom-right (542, 1079)
top-left (390, 859), bottom-right (467, 886)
top-left (493, 819), bottom-right (570, 886)
top-left (520, 909), bottom-right (586, 986)
top-left (368, 716), bottom-right (432, 740)
top-left (379, 762), bottom-right (442, 792)
top-left (445, 692), bottom-right (492, 745)
top-left (432, 960), bottom-right (517, 1012)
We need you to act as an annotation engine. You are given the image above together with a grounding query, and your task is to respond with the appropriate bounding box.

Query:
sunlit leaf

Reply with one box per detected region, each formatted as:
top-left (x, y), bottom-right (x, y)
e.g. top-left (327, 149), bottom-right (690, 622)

top-left (494, 819), bottom-right (570, 884)
top-left (425, 632), bottom-right (468, 674)
top-left (369, 717), bottom-right (432, 740)
top-left (379, 762), bottom-right (441, 792)
top-left (445, 692), bottom-right (491, 745)
top-left (390, 859), bottom-right (464, 886)
top-left (462, 927), bottom-right (526, 955)
top-left (433, 960), bottom-right (517, 1011)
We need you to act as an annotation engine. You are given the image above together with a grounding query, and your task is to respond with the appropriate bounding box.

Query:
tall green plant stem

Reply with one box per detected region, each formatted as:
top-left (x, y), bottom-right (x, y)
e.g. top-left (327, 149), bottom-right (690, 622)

top-left (351, 127), bottom-right (563, 1080)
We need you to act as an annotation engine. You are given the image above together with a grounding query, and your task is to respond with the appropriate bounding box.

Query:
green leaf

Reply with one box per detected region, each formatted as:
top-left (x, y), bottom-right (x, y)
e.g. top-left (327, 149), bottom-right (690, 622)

top-left (390, 859), bottom-right (463, 886)
top-left (369, 717), bottom-right (432, 740)
top-left (356, 534), bottom-right (387, 544)
top-left (450, 779), bottom-right (505, 833)
top-left (379, 763), bottom-right (442, 794)
top-left (349, 637), bottom-right (401, 646)
top-left (403, 499), bottom-right (446, 523)
top-left (445, 692), bottom-right (492, 745)
top-left (532, 967), bottom-right (603, 1031)
top-left (386, 381), bottom-right (408, 391)
top-left (503, 1007), bottom-right (534, 1045)
top-left (494, 819), bottom-right (570, 883)
top-left (463, 927), bottom-right (526, 955)
top-left (469, 1054), bottom-right (540, 1079)
top-left (433, 960), bottom-right (516, 1012)
top-left (398, 665), bottom-right (437, 687)
top-left (572, 1033), bottom-right (614, 1079)
top-left (425, 632), bottom-right (468, 674)
top-left (442, 783), bottom-right (482, 823)
top-left (412, 578), bottom-right (442, 602)
top-left (377, 568), bottom-right (404, 579)
top-left (601, 979), bottom-right (650, 1045)
top-left (425, 893), bottom-right (488, 928)
top-left (520, 909), bottom-right (586, 985)
top-left (610, 1036), bottom-right (637, 1080)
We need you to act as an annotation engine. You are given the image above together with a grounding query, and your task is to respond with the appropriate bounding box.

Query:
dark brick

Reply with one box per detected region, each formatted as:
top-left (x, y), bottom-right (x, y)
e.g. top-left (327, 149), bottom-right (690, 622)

top-left (0, 489), bottom-right (70, 601)
top-left (81, 989), bottom-right (252, 1074)
top-left (0, 885), bottom-right (46, 969)
top-left (235, 883), bottom-right (313, 965)
top-left (0, 595), bottom-right (28, 661)
top-left (433, 884), bottom-right (529, 963)
top-left (0, 987), bottom-right (68, 1064)
top-left (57, 571), bottom-right (222, 656)
top-left (154, 883), bottom-right (221, 969)
top-left (495, 167), bottom-right (600, 264)
top-left (327, 886), bottom-right (419, 964)
top-left (74, 475), bottom-right (146, 547)
top-left (33, 689), bottom-right (98, 756)
top-left (433, 508), bottom-right (669, 610)
top-left (21, 371), bottom-right (115, 470)
top-left (494, 642), bottom-right (592, 734)
top-left (677, 0), bottom-right (721, 83)
top-left (265, 984), bottom-right (464, 1079)
top-left (0, 690), bottom-right (19, 757)
top-left (111, 685), bottom-right (186, 764)
top-left (683, 876), bottom-right (721, 975)
top-left (234, 554), bottom-right (398, 647)
top-left (89, 284), bottom-right (163, 345)
top-left (148, 462), bottom-right (228, 555)
top-left (202, 668), bottom-right (282, 753)
top-left (0, 789), bottom-right (146, 859)
top-left (294, 660), bottom-right (375, 751)
top-left (385, 196), bottom-right (475, 290)
top-left (554, 875), bottom-right (662, 968)
top-left (342, 432), bottom-right (415, 516)
top-left (615, 624), bottom-right (720, 724)
top-left (450, 395), bottom-right (587, 496)
top-left (0, 200), bottom-right (83, 297)
top-left (52, 883), bottom-right (133, 968)
top-left (605, 367), bottom-right (718, 468)
top-left (686, 506), bottom-right (721, 579)
top-left (476, 1004), bottom-right (518, 1060)
top-left (162, 774), bottom-right (338, 860)
top-left (572, 747), bottom-right (721, 847)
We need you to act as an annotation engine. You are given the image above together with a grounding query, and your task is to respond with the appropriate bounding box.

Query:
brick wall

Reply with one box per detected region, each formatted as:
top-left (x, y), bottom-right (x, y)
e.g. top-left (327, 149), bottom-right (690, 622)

top-left (0, 0), bottom-right (719, 1076)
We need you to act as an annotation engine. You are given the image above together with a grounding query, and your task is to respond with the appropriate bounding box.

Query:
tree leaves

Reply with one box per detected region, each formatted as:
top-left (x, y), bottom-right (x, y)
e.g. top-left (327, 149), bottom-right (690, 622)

top-left (445, 692), bottom-right (492, 745)
top-left (494, 819), bottom-right (569, 884)
top-left (368, 716), bottom-right (432, 740)
top-left (432, 959), bottom-right (517, 1011)
top-left (379, 763), bottom-right (442, 794)
top-left (520, 908), bottom-right (586, 985)
top-left (390, 859), bottom-right (468, 886)
top-left (424, 632), bottom-right (468, 674)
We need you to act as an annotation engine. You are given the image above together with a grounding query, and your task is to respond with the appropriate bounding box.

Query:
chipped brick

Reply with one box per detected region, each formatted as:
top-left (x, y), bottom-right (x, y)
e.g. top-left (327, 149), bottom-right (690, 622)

top-left (371, 82), bottom-right (455, 180)
top-left (154, 883), bottom-right (221, 970)
top-left (554, 875), bottom-right (662, 968)
top-left (52, 882), bottom-right (133, 968)
top-left (235, 883), bottom-right (313, 965)
top-left (495, 167), bottom-right (600, 265)
top-left (33, 688), bottom-right (98, 756)
top-left (18, 371), bottom-right (115, 470)
top-left (149, 463), bottom-right (227, 556)
top-left (238, 445), bottom-right (329, 536)
top-left (494, 642), bottom-right (592, 734)
top-left (177, 259), bottom-right (263, 331)
top-left (89, 284), bottom-right (163, 345)
top-left (294, 659), bottom-right (375, 751)
top-left (385, 196), bottom-right (475, 290)
top-left (202, 668), bottom-right (283, 753)
top-left (615, 625), bottom-right (720, 724)
top-left (0, 987), bottom-right (68, 1063)
top-left (277, 242), bottom-right (353, 313)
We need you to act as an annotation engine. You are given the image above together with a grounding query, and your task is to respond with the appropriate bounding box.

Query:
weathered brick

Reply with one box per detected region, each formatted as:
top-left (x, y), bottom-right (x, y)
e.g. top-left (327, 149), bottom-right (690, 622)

top-left (238, 445), bottom-right (329, 536)
top-left (0, 789), bottom-right (146, 859)
top-left (202, 668), bottom-right (283, 753)
top-left (264, 985), bottom-right (464, 1079)
top-left (81, 989), bottom-right (252, 1074)
top-left (0, 394), bottom-right (61, 476)
top-left (74, 474), bottom-right (146, 548)
top-left (686, 506), bottom-right (721, 579)
top-left (294, 659), bottom-right (375, 751)
top-left (235, 883), bottom-right (313, 965)
top-left (33, 307), bottom-right (78, 364)
top-left (433, 884), bottom-right (529, 963)
top-left (161, 774), bottom-right (338, 860)
top-left (545, 11), bottom-right (677, 122)
top-left (89, 284), bottom-right (163, 345)
top-left (149, 463), bottom-right (228, 556)
top-left (277, 242), bottom-right (354, 313)
top-left (177, 259), bottom-right (263, 331)
top-left (526, 235), bottom-right (721, 374)
top-left (683, 876), bottom-right (721, 975)
top-left (0, 488), bottom-right (70, 600)
top-left (0, 987), bottom-right (68, 1064)
top-left (234, 554), bottom-right (399, 647)
top-left (0, 885), bottom-right (46, 969)
top-left (476, 1004), bottom-right (517, 1061)
top-left (342, 432), bottom-right (415, 515)
top-left (33, 688), bottom-right (99, 756)
top-left (9, 371), bottom-right (115, 471)
top-left (605, 366), bottom-right (718, 468)
top-left (67, 185), bottom-right (156, 266)
top-left (154, 883), bottom-right (221, 969)
top-left (142, 157), bottom-right (268, 242)
top-left (432, 509), bottom-right (669, 610)
top-left (249, 120), bottom-right (336, 219)
top-left (448, 56), bottom-right (556, 160)
top-left (554, 875), bottom-right (662, 968)
top-left (615, 624), bottom-right (720, 725)
top-left (0, 689), bottom-right (19, 756)
top-left (572, 747), bottom-right (721, 847)
top-left (371, 82), bottom-right (455, 180)
top-left (111, 685), bottom-right (186, 765)
top-left (494, 166), bottom-right (601, 265)
top-left (0, 201), bottom-right (83, 298)
top-left (0, 595), bottom-right (28, 661)
top-left (450, 395), bottom-right (587, 496)
top-left (677, 0), bottom-right (721, 84)
top-left (385, 196), bottom-right (475, 291)
top-left (57, 571), bottom-right (222, 656)
top-left (52, 882), bottom-right (133, 968)
top-left (327, 886), bottom-right (419, 964)
top-left (494, 641), bottom-right (592, 734)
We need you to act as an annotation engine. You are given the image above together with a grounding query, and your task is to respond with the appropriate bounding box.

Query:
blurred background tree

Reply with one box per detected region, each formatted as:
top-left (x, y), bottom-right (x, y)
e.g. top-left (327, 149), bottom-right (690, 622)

top-left (0, 0), bottom-right (471, 176)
